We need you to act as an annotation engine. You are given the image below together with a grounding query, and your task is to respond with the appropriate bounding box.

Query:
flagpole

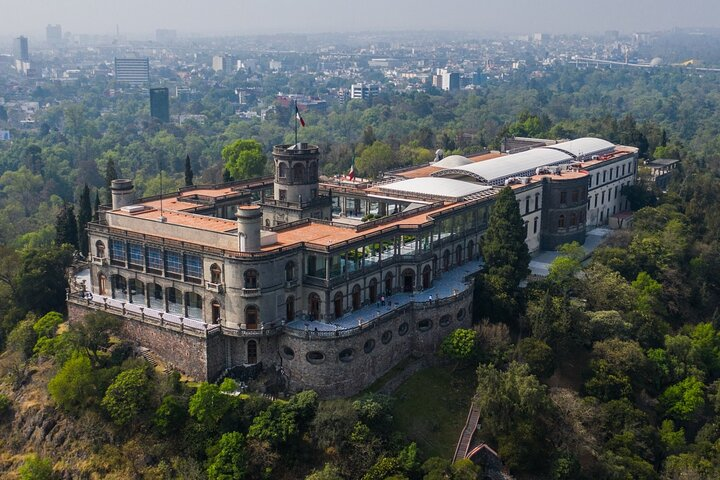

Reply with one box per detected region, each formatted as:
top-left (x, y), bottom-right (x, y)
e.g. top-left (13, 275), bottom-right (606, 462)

top-left (294, 99), bottom-right (298, 146)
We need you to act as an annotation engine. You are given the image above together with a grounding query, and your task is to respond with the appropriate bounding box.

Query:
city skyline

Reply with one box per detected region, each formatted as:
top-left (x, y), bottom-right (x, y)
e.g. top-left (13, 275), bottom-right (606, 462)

top-left (2, 0), bottom-right (720, 38)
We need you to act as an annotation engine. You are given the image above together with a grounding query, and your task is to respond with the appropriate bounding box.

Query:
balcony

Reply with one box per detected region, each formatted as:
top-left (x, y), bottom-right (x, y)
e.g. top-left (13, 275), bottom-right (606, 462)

top-left (240, 288), bottom-right (261, 298)
top-left (206, 282), bottom-right (224, 294)
top-left (91, 256), bottom-right (107, 266)
top-left (284, 279), bottom-right (298, 289)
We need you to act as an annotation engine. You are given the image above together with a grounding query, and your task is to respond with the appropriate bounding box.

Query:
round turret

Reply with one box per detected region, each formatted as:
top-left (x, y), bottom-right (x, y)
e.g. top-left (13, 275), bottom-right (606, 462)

top-left (236, 205), bottom-right (263, 252)
top-left (110, 179), bottom-right (135, 210)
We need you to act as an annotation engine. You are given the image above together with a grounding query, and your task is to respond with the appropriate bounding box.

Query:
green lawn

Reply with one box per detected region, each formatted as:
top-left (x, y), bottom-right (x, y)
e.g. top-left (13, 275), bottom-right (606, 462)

top-left (391, 365), bottom-right (476, 459)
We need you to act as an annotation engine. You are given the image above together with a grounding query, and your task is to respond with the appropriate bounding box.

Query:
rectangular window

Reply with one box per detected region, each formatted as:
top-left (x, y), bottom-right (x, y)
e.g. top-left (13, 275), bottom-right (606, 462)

top-left (596, 173), bottom-right (600, 185)
top-left (534, 195), bottom-right (539, 210)
top-left (533, 217), bottom-right (538, 234)
top-left (616, 166), bottom-right (620, 178)
top-left (622, 164), bottom-right (626, 176)
top-left (110, 239), bottom-right (126, 264)
top-left (166, 251), bottom-right (182, 277)
top-left (184, 254), bottom-right (202, 280)
top-left (128, 243), bottom-right (144, 269)
top-left (594, 194), bottom-right (598, 207)
top-left (147, 247), bottom-right (163, 272)
top-left (571, 190), bottom-right (579, 202)
top-left (589, 176), bottom-right (592, 188)
top-left (603, 171), bottom-right (606, 183)
top-left (560, 191), bottom-right (567, 204)
top-left (279, 189), bottom-right (287, 201)
top-left (614, 186), bottom-right (618, 199)
top-left (601, 191), bottom-right (605, 203)
top-left (525, 197), bottom-right (530, 213)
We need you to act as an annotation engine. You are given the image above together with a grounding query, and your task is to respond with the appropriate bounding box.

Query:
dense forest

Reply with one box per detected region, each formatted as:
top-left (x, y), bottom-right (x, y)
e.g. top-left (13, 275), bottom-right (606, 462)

top-left (1, 64), bottom-right (720, 478)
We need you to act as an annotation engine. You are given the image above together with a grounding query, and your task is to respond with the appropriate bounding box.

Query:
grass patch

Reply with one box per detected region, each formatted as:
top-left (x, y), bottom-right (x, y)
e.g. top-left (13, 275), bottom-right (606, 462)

top-left (391, 365), bottom-right (476, 459)
top-left (360, 356), bottom-right (415, 396)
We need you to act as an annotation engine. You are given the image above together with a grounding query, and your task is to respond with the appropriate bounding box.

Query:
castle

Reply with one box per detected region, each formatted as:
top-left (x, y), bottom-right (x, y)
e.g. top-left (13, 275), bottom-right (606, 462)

top-left (67, 137), bottom-right (637, 397)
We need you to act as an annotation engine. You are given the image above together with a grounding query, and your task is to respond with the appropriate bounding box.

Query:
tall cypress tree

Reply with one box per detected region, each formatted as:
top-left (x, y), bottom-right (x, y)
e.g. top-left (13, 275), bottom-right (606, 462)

top-left (105, 158), bottom-right (118, 203)
top-left (481, 186), bottom-right (530, 319)
top-left (77, 184), bottom-right (92, 256)
top-left (184, 154), bottom-right (194, 186)
top-left (55, 204), bottom-right (79, 250)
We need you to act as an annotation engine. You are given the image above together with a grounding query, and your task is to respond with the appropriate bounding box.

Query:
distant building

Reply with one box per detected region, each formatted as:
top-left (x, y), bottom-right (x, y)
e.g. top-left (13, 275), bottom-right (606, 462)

top-left (14, 36), bottom-right (29, 62)
top-left (269, 59), bottom-right (282, 71)
top-left (46, 25), bottom-right (62, 45)
top-left (150, 87), bottom-right (170, 123)
top-left (436, 69), bottom-right (459, 91)
top-left (645, 158), bottom-right (679, 190)
top-left (368, 58), bottom-right (399, 68)
top-left (350, 83), bottom-right (380, 100)
top-left (212, 55), bottom-right (233, 72)
top-left (156, 29), bottom-right (177, 43)
top-left (114, 58), bottom-right (150, 85)
top-left (0, 131), bottom-right (11, 141)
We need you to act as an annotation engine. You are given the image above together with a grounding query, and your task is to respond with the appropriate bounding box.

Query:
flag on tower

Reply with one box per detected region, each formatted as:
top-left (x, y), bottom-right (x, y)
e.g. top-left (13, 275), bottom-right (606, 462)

top-left (348, 156), bottom-right (356, 181)
top-left (295, 105), bottom-right (305, 127)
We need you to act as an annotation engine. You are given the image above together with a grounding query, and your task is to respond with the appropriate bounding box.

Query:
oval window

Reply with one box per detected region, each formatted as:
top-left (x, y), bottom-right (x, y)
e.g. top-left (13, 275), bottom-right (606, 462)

top-left (418, 318), bottom-right (433, 332)
top-left (364, 339), bottom-right (375, 354)
top-left (439, 315), bottom-right (451, 327)
top-left (381, 330), bottom-right (392, 344)
top-left (398, 322), bottom-right (409, 336)
top-left (457, 309), bottom-right (466, 321)
top-left (282, 346), bottom-right (295, 360)
top-left (339, 348), bottom-right (354, 363)
top-left (306, 351), bottom-right (325, 364)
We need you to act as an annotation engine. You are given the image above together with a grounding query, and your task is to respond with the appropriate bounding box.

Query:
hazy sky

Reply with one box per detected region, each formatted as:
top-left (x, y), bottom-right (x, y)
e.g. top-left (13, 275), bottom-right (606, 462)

top-left (2, 0), bottom-right (720, 38)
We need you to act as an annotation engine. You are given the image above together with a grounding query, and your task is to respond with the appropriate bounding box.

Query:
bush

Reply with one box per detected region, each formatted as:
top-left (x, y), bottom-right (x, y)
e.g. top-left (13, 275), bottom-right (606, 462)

top-left (48, 353), bottom-right (97, 413)
top-left (0, 393), bottom-right (11, 416)
top-left (516, 337), bottom-right (555, 378)
top-left (101, 367), bottom-right (151, 426)
top-left (32, 312), bottom-right (64, 339)
top-left (206, 431), bottom-right (247, 480)
top-left (7, 316), bottom-right (38, 360)
top-left (18, 453), bottom-right (53, 480)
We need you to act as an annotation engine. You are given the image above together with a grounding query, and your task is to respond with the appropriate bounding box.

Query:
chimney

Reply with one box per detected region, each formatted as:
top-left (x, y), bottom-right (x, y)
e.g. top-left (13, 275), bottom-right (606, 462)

top-left (110, 179), bottom-right (135, 210)
top-left (236, 205), bottom-right (263, 252)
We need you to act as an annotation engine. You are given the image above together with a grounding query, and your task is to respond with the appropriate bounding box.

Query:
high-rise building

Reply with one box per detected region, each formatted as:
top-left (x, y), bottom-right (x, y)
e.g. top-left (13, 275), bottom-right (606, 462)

top-left (13, 36), bottom-right (29, 62)
top-left (114, 58), bottom-right (150, 84)
top-left (350, 83), bottom-right (379, 100)
top-left (46, 24), bottom-right (62, 44)
top-left (150, 87), bottom-right (170, 123)
top-left (212, 55), bottom-right (233, 72)
top-left (437, 69), bottom-right (460, 91)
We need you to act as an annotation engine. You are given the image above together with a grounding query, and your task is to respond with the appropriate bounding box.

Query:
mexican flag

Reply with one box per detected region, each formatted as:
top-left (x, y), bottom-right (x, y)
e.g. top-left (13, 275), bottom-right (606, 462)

top-left (295, 105), bottom-right (305, 127)
top-left (348, 156), bottom-right (356, 181)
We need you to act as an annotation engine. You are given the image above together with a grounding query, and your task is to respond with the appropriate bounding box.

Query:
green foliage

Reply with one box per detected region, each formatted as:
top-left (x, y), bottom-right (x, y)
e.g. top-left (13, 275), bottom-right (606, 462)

top-left (7, 315), bottom-right (38, 360)
top-left (659, 419), bottom-right (686, 453)
top-left (305, 463), bottom-right (343, 480)
top-left (188, 382), bottom-right (231, 427)
top-left (440, 328), bottom-right (477, 363)
top-left (248, 401), bottom-right (299, 447)
top-left (54, 203), bottom-right (78, 249)
top-left (15, 244), bottom-right (73, 315)
top-left (154, 395), bottom-right (187, 436)
top-left (312, 399), bottom-right (357, 450)
top-left (70, 311), bottom-right (121, 365)
top-left (353, 393), bottom-right (394, 433)
top-left (221, 139), bottom-right (266, 180)
top-left (32, 311), bottom-right (63, 339)
top-left (101, 367), bottom-right (151, 426)
top-left (659, 376), bottom-right (705, 422)
top-left (0, 393), bottom-right (11, 417)
top-left (77, 184), bottom-right (92, 256)
top-left (184, 154), bottom-right (194, 186)
top-left (206, 431), bottom-right (247, 480)
top-left (48, 353), bottom-right (97, 413)
top-left (219, 377), bottom-right (237, 392)
top-left (356, 141), bottom-right (393, 178)
top-left (18, 453), bottom-right (53, 480)
top-left (516, 337), bottom-right (555, 378)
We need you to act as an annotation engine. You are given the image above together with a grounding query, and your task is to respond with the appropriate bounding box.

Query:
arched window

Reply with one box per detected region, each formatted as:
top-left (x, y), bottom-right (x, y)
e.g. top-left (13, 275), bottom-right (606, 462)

top-left (402, 269), bottom-right (415, 293)
top-left (309, 162), bottom-right (318, 181)
top-left (334, 291), bottom-right (344, 318)
top-left (244, 269), bottom-right (258, 288)
top-left (384, 272), bottom-right (394, 296)
top-left (533, 217), bottom-right (538, 234)
top-left (455, 245), bottom-right (462, 265)
top-left (352, 284), bottom-right (361, 311)
top-left (95, 240), bottom-right (105, 258)
top-left (245, 305), bottom-right (259, 329)
top-left (293, 163), bottom-right (305, 183)
top-left (278, 162), bottom-right (287, 179)
top-left (166, 287), bottom-right (182, 315)
top-left (285, 261), bottom-right (296, 282)
top-left (570, 213), bottom-right (577, 226)
top-left (368, 278), bottom-right (378, 303)
top-left (128, 279), bottom-right (145, 304)
top-left (443, 249), bottom-right (450, 271)
top-left (422, 265), bottom-right (431, 290)
top-left (247, 340), bottom-right (258, 364)
top-left (211, 300), bottom-right (221, 324)
top-left (558, 215), bottom-right (565, 228)
top-left (111, 275), bottom-right (127, 300)
top-left (149, 283), bottom-right (163, 310)
top-left (286, 295), bottom-right (295, 321)
top-left (185, 292), bottom-right (203, 319)
top-left (210, 264), bottom-right (222, 284)
top-left (309, 293), bottom-right (321, 320)
top-left (467, 240), bottom-right (474, 260)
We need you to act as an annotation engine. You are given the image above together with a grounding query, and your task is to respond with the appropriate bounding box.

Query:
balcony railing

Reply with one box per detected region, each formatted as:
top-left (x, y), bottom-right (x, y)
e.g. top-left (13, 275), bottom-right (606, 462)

top-left (206, 282), bottom-right (224, 293)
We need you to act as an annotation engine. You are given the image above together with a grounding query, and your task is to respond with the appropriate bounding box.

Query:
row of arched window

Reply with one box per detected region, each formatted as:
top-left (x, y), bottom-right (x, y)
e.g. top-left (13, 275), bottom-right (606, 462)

top-left (277, 161), bottom-right (318, 183)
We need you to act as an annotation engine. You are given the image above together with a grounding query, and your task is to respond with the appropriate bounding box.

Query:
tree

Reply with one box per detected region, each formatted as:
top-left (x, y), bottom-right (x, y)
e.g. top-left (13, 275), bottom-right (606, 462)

top-left (306, 463), bottom-right (343, 480)
top-left (188, 382), bottom-right (231, 427)
top-left (69, 311), bottom-right (121, 366)
top-left (15, 245), bottom-right (73, 315)
top-left (311, 399), bottom-right (357, 450)
top-left (356, 141), bottom-right (393, 178)
top-left (440, 328), bottom-right (477, 369)
top-left (7, 315), bottom-right (38, 360)
top-left (55, 203), bottom-right (78, 249)
top-left (516, 337), bottom-right (555, 378)
top-left (154, 395), bottom-right (187, 436)
top-left (101, 367), bottom-right (151, 426)
top-left (206, 431), bottom-right (247, 480)
top-left (248, 401), bottom-right (299, 447)
top-left (18, 453), bottom-right (53, 480)
top-left (77, 184), bottom-right (92, 256)
top-left (481, 186), bottom-right (530, 320)
top-left (48, 353), bottom-right (97, 413)
top-left (184, 154), bottom-right (194, 186)
top-left (93, 190), bottom-right (100, 221)
top-left (32, 311), bottom-right (63, 339)
top-left (104, 157), bottom-right (118, 203)
top-left (659, 376), bottom-right (705, 422)
top-left (221, 139), bottom-right (266, 180)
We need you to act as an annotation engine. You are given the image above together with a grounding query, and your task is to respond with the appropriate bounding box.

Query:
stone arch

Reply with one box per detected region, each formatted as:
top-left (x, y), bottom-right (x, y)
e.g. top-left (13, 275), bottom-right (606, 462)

top-left (185, 292), bottom-right (203, 319)
top-left (244, 269), bottom-right (258, 288)
top-left (352, 284), bottom-right (362, 310)
top-left (334, 291), bottom-right (344, 318)
top-left (285, 261), bottom-right (296, 282)
top-left (97, 272), bottom-right (107, 296)
top-left (211, 300), bottom-right (221, 324)
top-left (368, 278), bottom-right (378, 303)
top-left (308, 293), bottom-right (321, 320)
top-left (111, 274), bottom-right (127, 300)
top-left (384, 271), bottom-right (394, 296)
top-left (247, 339), bottom-right (258, 364)
top-left (245, 305), bottom-right (259, 329)
top-left (166, 287), bottom-right (182, 315)
top-left (128, 278), bottom-right (145, 304)
top-left (402, 268), bottom-right (415, 293)
top-left (293, 163), bottom-right (305, 183)
top-left (443, 249), bottom-right (450, 271)
top-left (286, 295), bottom-right (295, 321)
top-left (455, 244), bottom-right (463, 265)
top-left (149, 283), bottom-right (163, 310)
top-left (467, 240), bottom-right (474, 260)
top-left (95, 240), bottom-right (105, 258)
top-left (422, 265), bottom-right (431, 290)
top-left (210, 263), bottom-right (222, 284)
top-left (278, 161), bottom-right (288, 179)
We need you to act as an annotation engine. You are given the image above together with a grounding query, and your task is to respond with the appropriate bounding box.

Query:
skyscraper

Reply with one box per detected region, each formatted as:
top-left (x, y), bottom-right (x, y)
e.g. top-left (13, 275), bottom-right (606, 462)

top-left (150, 88), bottom-right (170, 123)
top-left (13, 36), bottom-right (29, 62)
top-left (114, 58), bottom-right (150, 85)
top-left (46, 24), bottom-right (62, 44)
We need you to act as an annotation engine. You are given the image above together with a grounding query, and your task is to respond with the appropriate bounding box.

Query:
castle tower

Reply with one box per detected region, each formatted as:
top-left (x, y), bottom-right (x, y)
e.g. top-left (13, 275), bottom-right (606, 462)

top-left (110, 179), bottom-right (135, 209)
top-left (261, 143), bottom-right (332, 226)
